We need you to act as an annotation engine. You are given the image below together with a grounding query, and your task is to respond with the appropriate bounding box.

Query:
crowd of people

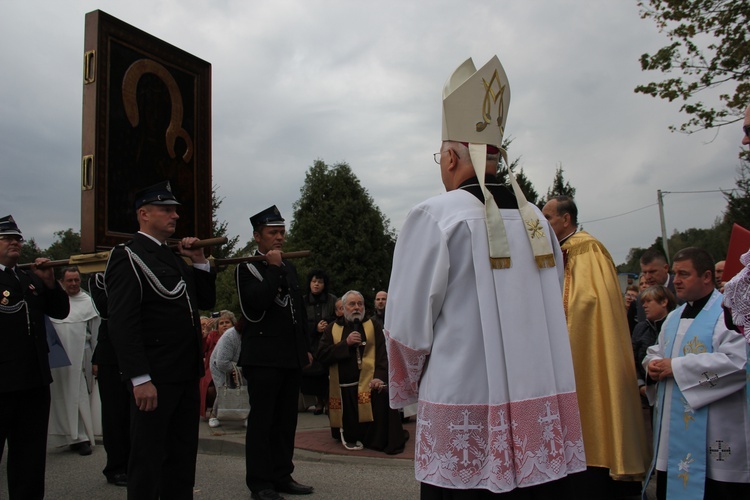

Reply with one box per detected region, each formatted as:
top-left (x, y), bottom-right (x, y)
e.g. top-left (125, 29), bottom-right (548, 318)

top-left (2, 58), bottom-right (750, 500)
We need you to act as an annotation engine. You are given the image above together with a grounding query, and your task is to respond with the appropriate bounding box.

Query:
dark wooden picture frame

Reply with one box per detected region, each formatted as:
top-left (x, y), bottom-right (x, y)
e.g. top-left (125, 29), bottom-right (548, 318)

top-left (81, 10), bottom-right (212, 252)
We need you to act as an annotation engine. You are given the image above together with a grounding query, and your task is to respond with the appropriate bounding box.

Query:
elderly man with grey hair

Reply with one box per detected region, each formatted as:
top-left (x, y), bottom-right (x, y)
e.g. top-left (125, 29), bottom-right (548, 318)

top-left (317, 290), bottom-right (408, 454)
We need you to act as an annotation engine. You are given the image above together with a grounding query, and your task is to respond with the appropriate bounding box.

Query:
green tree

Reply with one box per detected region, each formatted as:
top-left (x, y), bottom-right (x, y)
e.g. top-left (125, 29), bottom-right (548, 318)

top-left (285, 160), bottom-right (396, 302)
top-left (540, 164), bottom-right (576, 208)
top-left (204, 185), bottom-right (244, 315)
top-left (44, 229), bottom-right (81, 261)
top-left (19, 238), bottom-right (43, 264)
top-left (210, 185), bottom-right (240, 261)
top-left (496, 137), bottom-right (541, 205)
top-left (723, 160), bottom-right (750, 230)
top-left (635, 0), bottom-right (750, 132)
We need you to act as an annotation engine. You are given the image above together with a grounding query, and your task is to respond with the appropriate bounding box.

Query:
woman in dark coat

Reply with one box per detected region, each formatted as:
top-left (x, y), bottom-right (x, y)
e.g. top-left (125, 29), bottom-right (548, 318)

top-left (302, 270), bottom-right (337, 414)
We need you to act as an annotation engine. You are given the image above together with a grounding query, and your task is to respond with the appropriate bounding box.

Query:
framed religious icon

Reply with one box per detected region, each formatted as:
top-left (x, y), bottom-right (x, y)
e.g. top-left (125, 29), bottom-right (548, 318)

top-left (80, 10), bottom-right (212, 252)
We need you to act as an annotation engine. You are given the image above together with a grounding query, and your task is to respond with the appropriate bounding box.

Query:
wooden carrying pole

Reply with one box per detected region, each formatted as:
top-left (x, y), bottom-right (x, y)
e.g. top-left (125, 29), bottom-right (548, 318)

top-left (214, 251), bottom-right (311, 266)
top-left (17, 237), bottom-right (229, 270)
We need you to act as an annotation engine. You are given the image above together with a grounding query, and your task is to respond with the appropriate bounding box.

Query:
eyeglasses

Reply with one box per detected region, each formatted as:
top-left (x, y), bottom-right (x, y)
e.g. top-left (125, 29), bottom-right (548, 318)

top-left (0, 235), bottom-right (23, 243)
top-left (433, 150), bottom-right (460, 164)
top-left (744, 125), bottom-right (750, 138)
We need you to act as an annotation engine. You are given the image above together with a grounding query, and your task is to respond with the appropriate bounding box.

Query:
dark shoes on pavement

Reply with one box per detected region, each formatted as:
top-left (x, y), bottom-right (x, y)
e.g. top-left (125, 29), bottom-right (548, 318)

top-left (69, 441), bottom-right (92, 456)
top-left (252, 489), bottom-right (284, 500)
top-left (275, 479), bottom-right (314, 495)
top-left (106, 473), bottom-right (127, 487)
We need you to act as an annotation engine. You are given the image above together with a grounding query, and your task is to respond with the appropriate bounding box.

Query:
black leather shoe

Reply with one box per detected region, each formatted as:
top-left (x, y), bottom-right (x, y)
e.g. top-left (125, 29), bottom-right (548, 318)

top-left (106, 473), bottom-right (128, 487)
top-left (251, 489), bottom-right (284, 500)
top-left (70, 441), bottom-right (92, 456)
top-left (276, 479), bottom-right (313, 495)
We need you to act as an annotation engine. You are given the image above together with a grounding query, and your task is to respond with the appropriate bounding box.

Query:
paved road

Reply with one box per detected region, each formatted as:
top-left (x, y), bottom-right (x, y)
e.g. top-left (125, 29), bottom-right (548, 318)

top-left (2, 444), bottom-right (419, 499)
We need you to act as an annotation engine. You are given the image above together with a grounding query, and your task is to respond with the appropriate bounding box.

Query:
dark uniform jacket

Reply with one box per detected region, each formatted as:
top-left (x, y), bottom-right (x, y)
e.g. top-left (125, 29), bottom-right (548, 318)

top-left (0, 267), bottom-right (69, 392)
top-left (236, 255), bottom-right (309, 369)
top-left (105, 233), bottom-right (216, 383)
top-left (89, 273), bottom-right (117, 367)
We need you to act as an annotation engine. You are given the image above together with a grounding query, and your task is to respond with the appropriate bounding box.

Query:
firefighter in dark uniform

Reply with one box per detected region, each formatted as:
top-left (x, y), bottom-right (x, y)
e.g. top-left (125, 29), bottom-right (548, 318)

top-left (105, 181), bottom-right (216, 499)
top-left (0, 215), bottom-right (69, 499)
top-left (236, 206), bottom-right (314, 500)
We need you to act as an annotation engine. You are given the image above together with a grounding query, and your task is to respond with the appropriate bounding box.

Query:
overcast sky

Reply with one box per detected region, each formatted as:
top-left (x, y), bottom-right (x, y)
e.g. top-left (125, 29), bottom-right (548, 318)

top-left (1, 0), bottom-right (745, 265)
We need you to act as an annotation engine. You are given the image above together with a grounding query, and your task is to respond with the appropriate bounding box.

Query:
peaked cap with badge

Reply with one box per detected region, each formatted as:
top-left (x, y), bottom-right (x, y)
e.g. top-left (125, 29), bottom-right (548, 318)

top-left (442, 56), bottom-right (554, 269)
top-left (250, 205), bottom-right (286, 231)
top-left (134, 181), bottom-right (181, 209)
top-left (0, 215), bottom-right (23, 237)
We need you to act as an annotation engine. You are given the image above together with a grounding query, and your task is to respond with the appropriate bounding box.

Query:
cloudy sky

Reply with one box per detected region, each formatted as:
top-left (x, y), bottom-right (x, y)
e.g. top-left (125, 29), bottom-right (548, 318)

top-left (1, 0), bottom-right (745, 265)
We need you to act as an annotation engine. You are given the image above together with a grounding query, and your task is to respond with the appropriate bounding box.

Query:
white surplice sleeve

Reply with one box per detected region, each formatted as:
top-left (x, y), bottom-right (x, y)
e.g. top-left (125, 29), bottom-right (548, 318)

top-left (385, 205), bottom-right (449, 409)
top-left (672, 317), bottom-right (747, 410)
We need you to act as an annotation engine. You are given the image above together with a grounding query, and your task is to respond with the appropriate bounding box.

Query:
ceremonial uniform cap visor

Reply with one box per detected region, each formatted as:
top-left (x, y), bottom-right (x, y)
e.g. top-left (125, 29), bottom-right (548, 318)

top-left (134, 181), bottom-right (181, 209)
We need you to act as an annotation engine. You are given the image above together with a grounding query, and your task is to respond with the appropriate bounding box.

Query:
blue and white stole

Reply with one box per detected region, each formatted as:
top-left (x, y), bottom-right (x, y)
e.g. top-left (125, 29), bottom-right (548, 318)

top-left (645, 291), bottom-right (722, 500)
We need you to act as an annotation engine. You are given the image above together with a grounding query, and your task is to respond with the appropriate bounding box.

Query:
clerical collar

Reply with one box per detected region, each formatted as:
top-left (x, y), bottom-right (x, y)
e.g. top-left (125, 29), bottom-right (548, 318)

top-left (681, 292), bottom-right (713, 319)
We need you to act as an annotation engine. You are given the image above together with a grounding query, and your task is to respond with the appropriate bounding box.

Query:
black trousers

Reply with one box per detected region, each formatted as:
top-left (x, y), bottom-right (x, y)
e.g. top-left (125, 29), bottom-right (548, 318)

top-left (242, 366), bottom-right (301, 493)
top-left (565, 466), bottom-right (641, 499)
top-left (127, 380), bottom-right (199, 500)
top-left (97, 363), bottom-right (130, 478)
top-left (656, 469), bottom-right (750, 499)
top-left (0, 385), bottom-right (50, 500)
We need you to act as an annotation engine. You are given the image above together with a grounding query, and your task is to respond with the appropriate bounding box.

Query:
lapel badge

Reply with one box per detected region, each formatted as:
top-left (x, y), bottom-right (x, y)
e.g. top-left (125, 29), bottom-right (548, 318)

top-left (1, 297), bottom-right (8, 305)
top-left (2, 290), bottom-right (9, 297)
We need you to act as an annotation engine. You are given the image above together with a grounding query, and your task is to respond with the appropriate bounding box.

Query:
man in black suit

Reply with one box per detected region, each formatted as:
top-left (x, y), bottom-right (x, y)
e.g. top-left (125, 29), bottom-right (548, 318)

top-left (105, 181), bottom-right (216, 499)
top-left (0, 215), bottom-right (69, 499)
top-left (89, 272), bottom-right (130, 487)
top-left (236, 206), bottom-right (313, 500)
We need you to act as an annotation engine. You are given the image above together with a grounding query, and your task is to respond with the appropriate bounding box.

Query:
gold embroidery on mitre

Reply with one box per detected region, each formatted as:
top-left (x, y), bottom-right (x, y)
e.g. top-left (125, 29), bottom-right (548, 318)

top-left (683, 336), bottom-right (707, 355)
top-left (526, 219), bottom-right (545, 239)
top-left (476, 69), bottom-right (506, 135)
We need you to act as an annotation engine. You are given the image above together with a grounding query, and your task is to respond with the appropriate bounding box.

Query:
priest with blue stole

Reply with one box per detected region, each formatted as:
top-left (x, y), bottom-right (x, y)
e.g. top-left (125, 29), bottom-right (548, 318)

top-left (644, 247), bottom-right (749, 499)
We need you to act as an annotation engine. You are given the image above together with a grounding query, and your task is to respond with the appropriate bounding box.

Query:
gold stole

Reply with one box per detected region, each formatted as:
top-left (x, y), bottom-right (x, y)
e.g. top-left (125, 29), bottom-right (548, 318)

top-left (328, 320), bottom-right (376, 428)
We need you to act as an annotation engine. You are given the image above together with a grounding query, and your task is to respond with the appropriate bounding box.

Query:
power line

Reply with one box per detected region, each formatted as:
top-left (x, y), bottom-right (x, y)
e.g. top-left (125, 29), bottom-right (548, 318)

top-left (662, 189), bottom-right (736, 194)
top-left (581, 187), bottom-right (735, 225)
top-left (581, 203), bottom-right (659, 224)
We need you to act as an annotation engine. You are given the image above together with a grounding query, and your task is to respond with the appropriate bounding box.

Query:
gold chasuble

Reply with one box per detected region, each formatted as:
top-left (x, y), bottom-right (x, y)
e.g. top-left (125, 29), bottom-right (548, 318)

top-left (328, 320), bottom-right (376, 428)
top-left (561, 231), bottom-right (650, 480)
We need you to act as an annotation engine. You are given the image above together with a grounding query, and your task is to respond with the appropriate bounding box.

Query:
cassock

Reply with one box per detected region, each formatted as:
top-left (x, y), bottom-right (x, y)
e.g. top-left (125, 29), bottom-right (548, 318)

top-left (644, 290), bottom-right (750, 492)
top-left (386, 186), bottom-right (585, 493)
top-left (317, 317), bottom-right (407, 454)
top-left (560, 231), bottom-right (650, 481)
top-left (48, 290), bottom-right (100, 447)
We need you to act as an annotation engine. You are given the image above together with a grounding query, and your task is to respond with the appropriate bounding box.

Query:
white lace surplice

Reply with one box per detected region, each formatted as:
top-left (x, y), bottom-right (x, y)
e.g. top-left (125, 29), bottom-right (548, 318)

top-left (386, 190), bottom-right (585, 493)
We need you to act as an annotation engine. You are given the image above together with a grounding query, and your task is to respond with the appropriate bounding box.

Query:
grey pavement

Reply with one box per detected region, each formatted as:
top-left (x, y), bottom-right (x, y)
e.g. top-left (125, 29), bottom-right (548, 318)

top-left (1, 412), bottom-right (420, 499)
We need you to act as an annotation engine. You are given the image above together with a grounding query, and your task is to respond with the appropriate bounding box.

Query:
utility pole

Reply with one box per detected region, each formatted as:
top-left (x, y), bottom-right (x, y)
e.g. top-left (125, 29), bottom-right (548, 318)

top-left (657, 189), bottom-right (670, 263)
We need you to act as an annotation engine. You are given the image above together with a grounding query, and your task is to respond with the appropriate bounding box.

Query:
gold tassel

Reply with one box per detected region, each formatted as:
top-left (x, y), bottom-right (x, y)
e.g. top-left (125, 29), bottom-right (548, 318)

top-left (535, 254), bottom-right (556, 269)
top-left (490, 257), bottom-right (511, 269)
